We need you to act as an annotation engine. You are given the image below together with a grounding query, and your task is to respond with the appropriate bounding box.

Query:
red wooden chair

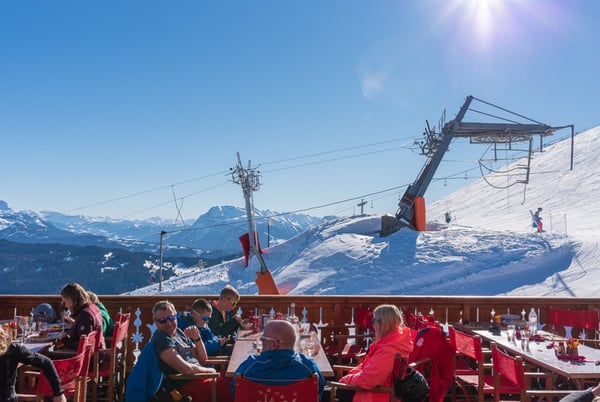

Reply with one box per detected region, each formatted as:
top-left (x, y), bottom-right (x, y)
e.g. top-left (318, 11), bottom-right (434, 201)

top-left (490, 342), bottom-right (574, 401)
top-left (547, 307), bottom-right (599, 340)
top-left (92, 313), bottom-right (130, 402)
top-left (410, 326), bottom-right (455, 402)
top-left (448, 327), bottom-right (494, 402)
top-left (234, 373), bottom-right (320, 402)
top-left (18, 343), bottom-right (93, 402)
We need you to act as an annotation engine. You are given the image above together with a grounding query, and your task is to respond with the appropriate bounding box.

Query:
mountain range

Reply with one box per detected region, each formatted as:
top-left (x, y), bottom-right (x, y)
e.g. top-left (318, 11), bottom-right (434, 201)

top-left (0, 202), bottom-right (325, 294)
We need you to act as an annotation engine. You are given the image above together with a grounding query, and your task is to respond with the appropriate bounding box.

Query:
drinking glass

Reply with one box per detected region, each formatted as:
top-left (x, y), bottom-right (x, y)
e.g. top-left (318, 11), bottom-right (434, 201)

top-left (302, 340), bottom-right (317, 357)
top-left (60, 310), bottom-right (71, 332)
top-left (17, 316), bottom-right (30, 343)
top-left (506, 324), bottom-right (516, 342)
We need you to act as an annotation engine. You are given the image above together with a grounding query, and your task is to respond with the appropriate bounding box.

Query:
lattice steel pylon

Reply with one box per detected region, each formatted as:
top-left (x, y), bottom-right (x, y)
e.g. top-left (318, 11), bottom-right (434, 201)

top-left (381, 95), bottom-right (574, 236)
top-left (231, 152), bottom-right (269, 274)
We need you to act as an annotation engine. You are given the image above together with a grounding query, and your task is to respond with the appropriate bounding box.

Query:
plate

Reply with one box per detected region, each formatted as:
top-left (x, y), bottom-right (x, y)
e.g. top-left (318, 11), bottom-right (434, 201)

top-left (28, 333), bottom-right (61, 343)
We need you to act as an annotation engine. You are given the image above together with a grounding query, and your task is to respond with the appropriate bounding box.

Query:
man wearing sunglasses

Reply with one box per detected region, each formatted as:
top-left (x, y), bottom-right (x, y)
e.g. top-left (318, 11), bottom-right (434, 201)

top-left (231, 320), bottom-right (325, 399)
top-left (208, 285), bottom-right (243, 339)
top-left (151, 300), bottom-right (218, 402)
top-left (177, 298), bottom-right (228, 356)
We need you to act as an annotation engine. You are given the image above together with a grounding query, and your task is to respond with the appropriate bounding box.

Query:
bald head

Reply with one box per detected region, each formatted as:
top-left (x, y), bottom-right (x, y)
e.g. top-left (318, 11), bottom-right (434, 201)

top-left (263, 320), bottom-right (297, 350)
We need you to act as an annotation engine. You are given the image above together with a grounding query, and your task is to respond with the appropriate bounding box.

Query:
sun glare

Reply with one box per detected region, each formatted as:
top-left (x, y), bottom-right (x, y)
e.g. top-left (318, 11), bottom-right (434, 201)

top-left (435, 0), bottom-right (524, 53)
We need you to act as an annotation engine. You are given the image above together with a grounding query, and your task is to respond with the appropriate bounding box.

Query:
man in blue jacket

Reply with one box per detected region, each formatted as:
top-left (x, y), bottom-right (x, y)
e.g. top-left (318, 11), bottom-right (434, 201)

top-left (232, 320), bottom-right (325, 399)
top-left (177, 298), bottom-right (228, 356)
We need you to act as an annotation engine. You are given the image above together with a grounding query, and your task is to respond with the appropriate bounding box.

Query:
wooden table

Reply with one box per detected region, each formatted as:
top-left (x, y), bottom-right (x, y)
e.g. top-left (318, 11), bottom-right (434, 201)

top-left (472, 328), bottom-right (600, 389)
top-left (226, 330), bottom-right (334, 377)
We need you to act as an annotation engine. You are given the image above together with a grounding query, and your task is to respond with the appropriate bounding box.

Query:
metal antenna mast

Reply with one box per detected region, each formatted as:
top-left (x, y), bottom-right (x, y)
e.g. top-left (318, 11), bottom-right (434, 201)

top-left (231, 152), bottom-right (269, 274)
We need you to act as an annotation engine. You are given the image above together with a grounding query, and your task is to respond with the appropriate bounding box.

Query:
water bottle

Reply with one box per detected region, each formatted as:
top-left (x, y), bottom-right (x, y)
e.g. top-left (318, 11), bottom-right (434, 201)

top-left (528, 308), bottom-right (538, 335)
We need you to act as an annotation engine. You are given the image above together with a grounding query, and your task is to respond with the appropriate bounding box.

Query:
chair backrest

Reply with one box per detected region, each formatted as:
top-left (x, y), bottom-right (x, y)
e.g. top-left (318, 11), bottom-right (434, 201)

top-left (77, 329), bottom-right (99, 354)
top-left (36, 344), bottom-right (91, 398)
top-left (449, 327), bottom-right (485, 363)
top-left (491, 343), bottom-right (526, 400)
top-left (111, 314), bottom-right (130, 349)
top-left (409, 327), bottom-right (455, 402)
top-left (233, 373), bottom-right (320, 402)
top-left (547, 308), bottom-right (599, 338)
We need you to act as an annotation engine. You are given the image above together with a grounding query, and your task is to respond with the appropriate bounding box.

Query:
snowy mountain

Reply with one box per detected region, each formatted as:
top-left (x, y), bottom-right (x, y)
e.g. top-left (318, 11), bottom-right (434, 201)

top-left (128, 126), bottom-right (600, 297)
top-left (0, 201), bottom-right (326, 294)
top-left (166, 206), bottom-right (325, 255)
top-left (1, 204), bottom-right (324, 258)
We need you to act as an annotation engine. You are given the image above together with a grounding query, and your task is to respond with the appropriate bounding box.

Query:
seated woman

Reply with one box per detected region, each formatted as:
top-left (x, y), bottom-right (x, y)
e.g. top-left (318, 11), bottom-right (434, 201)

top-left (336, 304), bottom-right (413, 402)
top-left (0, 326), bottom-right (67, 402)
top-left (58, 282), bottom-right (105, 350)
top-left (152, 300), bottom-right (230, 402)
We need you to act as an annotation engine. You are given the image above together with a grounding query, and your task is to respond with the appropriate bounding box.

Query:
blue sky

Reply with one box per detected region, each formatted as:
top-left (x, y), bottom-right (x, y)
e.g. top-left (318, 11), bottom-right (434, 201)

top-left (2, 0), bottom-right (599, 220)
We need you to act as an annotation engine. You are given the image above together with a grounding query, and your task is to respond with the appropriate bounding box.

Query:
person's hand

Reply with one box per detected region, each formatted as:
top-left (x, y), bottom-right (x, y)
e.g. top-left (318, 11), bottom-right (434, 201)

top-left (218, 336), bottom-right (228, 346)
top-left (234, 314), bottom-right (243, 324)
top-left (184, 326), bottom-right (200, 340)
top-left (52, 394), bottom-right (67, 402)
top-left (63, 316), bottom-right (74, 324)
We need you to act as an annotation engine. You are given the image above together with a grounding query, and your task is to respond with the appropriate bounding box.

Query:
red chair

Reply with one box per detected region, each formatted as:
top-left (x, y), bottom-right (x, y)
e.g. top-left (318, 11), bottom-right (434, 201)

top-left (409, 326), bottom-right (455, 402)
top-left (547, 307), bottom-right (599, 340)
top-left (490, 343), bottom-right (573, 401)
top-left (448, 327), bottom-right (494, 402)
top-left (18, 343), bottom-right (93, 402)
top-left (92, 313), bottom-right (130, 402)
top-left (234, 373), bottom-right (320, 402)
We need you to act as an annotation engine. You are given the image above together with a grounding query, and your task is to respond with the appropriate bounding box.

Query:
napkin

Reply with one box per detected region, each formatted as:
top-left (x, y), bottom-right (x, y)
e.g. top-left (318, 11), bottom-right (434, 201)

top-left (556, 354), bottom-right (585, 361)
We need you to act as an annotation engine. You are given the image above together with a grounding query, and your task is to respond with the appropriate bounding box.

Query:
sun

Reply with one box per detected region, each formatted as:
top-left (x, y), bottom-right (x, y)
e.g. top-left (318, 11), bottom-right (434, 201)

top-left (436, 0), bottom-right (517, 53)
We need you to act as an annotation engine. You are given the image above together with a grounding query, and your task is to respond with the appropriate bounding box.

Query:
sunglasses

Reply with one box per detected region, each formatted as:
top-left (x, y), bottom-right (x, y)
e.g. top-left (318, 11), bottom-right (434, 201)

top-left (260, 335), bottom-right (280, 343)
top-left (227, 297), bottom-right (238, 307)
top-left (371, 318), bottom-right (381, 325)
top-left (155, 314), bottom-right (176, 324)
top-left (192, 311), bottom-right (210, 321)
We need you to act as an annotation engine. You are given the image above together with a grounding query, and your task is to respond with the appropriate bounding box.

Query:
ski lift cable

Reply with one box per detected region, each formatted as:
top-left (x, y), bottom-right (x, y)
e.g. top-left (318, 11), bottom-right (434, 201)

top-left (471, 96), bottom-right (548, 126)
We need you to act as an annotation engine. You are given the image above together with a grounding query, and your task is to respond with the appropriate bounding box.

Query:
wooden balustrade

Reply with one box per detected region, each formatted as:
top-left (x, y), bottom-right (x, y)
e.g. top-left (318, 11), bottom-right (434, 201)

top-left (2, 294), bottom-right (600, 374)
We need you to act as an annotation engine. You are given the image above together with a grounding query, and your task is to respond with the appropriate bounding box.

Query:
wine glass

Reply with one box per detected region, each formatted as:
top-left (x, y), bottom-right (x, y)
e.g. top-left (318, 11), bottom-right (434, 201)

top-left (17, 316), bottom-right (30, 343)
top-left (60, 310), bottom-right (71, 332)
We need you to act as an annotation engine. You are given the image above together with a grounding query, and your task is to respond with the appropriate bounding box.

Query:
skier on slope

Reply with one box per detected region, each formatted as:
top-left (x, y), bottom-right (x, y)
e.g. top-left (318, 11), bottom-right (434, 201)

top-left (533, 207), bottom-right (544, 232)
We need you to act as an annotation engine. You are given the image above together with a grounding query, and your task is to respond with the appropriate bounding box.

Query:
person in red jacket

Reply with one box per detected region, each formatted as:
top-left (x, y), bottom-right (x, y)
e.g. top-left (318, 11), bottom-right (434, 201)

top-left (337, 304), bottom-right (413, 402)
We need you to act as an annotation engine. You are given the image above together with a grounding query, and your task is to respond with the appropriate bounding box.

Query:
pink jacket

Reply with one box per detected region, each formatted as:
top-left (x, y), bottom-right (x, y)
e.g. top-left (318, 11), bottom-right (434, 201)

top-left (340, 327), bottom-right (413, 402)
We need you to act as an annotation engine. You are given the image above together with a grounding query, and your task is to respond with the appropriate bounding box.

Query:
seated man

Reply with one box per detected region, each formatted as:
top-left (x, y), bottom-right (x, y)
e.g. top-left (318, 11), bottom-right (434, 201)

top-left (232, 320), bottom-right (325, 399)
top-left (559, 381), bottom-right (600, 402)
top-left (152, 300), bottom-right (220, 402)
top-left (208, 285), bottom-right (243, 339)
top-left (177, 298), bottom-right (228, 356)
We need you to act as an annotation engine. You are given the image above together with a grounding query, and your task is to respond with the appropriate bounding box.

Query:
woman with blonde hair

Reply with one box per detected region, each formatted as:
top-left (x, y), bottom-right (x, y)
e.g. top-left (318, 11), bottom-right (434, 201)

top-left (0, 326), bottom-right (66, 402)
top-left (336, 304), bottom-right (413, 402)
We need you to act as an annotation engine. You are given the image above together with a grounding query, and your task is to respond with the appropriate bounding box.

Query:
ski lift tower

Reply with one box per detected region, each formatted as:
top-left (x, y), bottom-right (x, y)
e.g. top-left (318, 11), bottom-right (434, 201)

top-left (231, 152), bottom-right (279, 294)
top-left (381, 95), bottom-right (574, 236)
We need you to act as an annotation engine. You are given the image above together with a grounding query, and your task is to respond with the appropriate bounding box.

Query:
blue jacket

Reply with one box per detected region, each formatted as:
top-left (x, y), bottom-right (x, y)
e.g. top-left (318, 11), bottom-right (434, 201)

top-left (124, 342), bottom-right (163, 402)
top-left (177, 312), bottom-right (222, 355)
top-left (232, 349), bottom-right (325, 398)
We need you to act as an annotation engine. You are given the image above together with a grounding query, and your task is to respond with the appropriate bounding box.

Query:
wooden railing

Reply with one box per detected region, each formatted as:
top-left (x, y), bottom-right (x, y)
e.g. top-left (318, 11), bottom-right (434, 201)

top-left (3, 294), bottom-right (600, 373)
